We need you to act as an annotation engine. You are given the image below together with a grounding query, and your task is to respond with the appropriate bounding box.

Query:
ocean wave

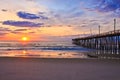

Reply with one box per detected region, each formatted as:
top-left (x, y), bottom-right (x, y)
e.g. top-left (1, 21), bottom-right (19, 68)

top-left (0, 42), bottom-right (90, 52)
top-left (0, 46), bottom-right (89, 51)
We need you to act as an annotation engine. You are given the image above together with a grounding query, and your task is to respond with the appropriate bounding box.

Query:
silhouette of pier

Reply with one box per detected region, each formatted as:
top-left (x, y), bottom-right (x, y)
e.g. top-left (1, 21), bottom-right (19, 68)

top-left (72, 19), bottom-right (120, 52)
top-left (72, 30), bottom-right (120, 51)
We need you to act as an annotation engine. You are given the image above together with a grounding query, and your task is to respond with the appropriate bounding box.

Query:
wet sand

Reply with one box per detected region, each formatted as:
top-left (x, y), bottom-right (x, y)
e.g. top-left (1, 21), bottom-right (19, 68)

top-left (0, 57), bottom-right (120, 80)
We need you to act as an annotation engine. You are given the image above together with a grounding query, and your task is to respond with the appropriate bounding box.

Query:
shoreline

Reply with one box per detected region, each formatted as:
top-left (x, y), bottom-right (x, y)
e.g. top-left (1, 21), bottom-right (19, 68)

top-left (0, 57), bottom-right (120, 62)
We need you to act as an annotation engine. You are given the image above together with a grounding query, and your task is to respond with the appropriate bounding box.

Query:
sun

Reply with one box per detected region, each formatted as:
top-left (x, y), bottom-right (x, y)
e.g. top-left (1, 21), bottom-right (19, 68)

top-left (21, 37), bottom-right (29, 41)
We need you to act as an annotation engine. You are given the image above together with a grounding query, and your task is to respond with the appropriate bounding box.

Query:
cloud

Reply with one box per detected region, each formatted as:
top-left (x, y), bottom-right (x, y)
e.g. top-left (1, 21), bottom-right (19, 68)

top-left (11, 29), bottom-right (28, 34)
top-left (17, 11), bottom-right (48, 20)
top-left (1, 9), bottom-right (7, 12)
top-left (11, 31), bottom-right (22, 34)
top-left (83, 0), bottom-right (120, 18)
top-left (70, 11), bottom-right (84, 18)
top-left (114, 8), bottom-right (120, 17)
top-left (28, 31), bottom-right (35, 33)
top-left (14, 29), bottom-right (28, 31)
top-left (17, 11), bottom-right (39, 19)
top-left (0, 27), bottom-right (11, 32)
top-left (95, 0), bottom-right (120, 12)
top-left (3, 20), bottom-right (44, 27)
top-left (0, 32), bottom-right (7, 35)
top-left (0, 27), bottom-right (11, 36)
top-left (26, 0), bottom-right (34, 1)
top-left (98, 0), bottom-right (120, 12)
top-left (38, 12), bottom-right (45, 14)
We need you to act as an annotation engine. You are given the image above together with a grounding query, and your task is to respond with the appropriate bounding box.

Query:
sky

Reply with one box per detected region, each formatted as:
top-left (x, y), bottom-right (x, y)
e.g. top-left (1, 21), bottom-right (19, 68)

top-left (0, 0), bottom-right (120, 41)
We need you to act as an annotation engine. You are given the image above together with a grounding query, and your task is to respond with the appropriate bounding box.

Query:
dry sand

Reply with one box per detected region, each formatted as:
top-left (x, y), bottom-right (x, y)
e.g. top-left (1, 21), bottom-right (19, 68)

top-left (0, 57), bottom-right (120, 80)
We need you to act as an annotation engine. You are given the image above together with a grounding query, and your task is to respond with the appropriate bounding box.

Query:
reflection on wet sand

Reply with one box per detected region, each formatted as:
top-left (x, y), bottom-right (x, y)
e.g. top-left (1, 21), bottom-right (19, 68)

top-left (0, 50), bottom-right (88, 58)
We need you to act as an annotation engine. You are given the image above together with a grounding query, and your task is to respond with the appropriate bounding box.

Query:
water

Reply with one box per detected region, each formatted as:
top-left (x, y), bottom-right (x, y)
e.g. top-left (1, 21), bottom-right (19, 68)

top-left (88, 50), bottom-right (120, 59)
top-left (0, 41), bottom-right (90, 58)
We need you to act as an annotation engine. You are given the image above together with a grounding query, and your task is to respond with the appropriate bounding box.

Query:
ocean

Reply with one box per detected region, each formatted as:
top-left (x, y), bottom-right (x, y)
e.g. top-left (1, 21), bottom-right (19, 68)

top-left (0, 41), bottom-right (120, 59)
top-left (0, 41), bottom-right (91, 58)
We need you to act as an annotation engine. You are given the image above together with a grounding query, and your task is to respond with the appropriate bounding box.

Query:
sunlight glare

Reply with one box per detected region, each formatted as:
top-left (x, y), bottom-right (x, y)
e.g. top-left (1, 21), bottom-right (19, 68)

top-left (21, 37), bottom-right (29, 41)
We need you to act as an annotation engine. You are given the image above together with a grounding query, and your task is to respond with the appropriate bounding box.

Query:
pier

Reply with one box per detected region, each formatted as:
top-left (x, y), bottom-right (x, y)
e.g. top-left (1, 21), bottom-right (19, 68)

top-left (72, 19), bottom-right (120, 52)
top-left (72, 30), bottom-right (120, 51)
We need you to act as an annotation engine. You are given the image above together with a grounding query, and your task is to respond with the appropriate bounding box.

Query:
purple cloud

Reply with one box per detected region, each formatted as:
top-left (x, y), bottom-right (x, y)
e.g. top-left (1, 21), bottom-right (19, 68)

top-left (3, 20), bottom-right (44, 27)
top-left (95, 0), bottom-right (120, 12)
top-left (17, 11), bottom-right (39, 19)
top-left (17, 11), bottom-right (48, 20)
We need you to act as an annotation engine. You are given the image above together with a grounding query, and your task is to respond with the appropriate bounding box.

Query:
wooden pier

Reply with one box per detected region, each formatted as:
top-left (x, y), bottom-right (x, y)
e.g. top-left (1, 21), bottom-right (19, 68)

top-left (72, 30), bottom-right (120, 51)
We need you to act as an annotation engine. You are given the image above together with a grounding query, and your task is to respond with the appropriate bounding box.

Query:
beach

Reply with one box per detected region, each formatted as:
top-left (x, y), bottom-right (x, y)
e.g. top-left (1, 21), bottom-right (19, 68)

top-left (0, 0), bottom-right (120, 80)
top-left (0, 57), bottom-right (120, 80)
